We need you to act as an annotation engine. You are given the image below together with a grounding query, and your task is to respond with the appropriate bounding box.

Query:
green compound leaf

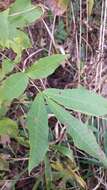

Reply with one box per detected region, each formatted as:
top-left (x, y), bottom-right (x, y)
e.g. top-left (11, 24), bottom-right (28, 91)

top-left (0, 118), bottom-right (18, 137)
top-left (0, 59), bottom-right (15, 80)
top-left (0, 0), bottom-right (43, 54)
top-left (27, 93), bottom-right (49, 173)
top-left (9, 0), bottom-right (43, 27)
top-left (26, 54), bottom-right (67, 79)
top-left (46, 98), bottom-right (107, 168)
top-left (44, 87), bottom-right (107, 116)
top-left (0, 72), bottom-right (28, 101)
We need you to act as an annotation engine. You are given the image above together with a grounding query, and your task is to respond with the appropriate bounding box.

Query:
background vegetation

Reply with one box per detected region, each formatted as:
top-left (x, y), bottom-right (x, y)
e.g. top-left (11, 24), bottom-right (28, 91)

top-left (0, 0), bottom-right (107, 189)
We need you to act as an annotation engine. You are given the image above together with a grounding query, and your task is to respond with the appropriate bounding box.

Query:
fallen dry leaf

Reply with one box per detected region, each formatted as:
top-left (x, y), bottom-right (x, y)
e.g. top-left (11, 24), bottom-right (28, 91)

top-left (0, 156), bottom-right (9, 171)
top-left (46, 0), bottom-right (69, 16)
top-left (87, 0), bottom-right (94, 16)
